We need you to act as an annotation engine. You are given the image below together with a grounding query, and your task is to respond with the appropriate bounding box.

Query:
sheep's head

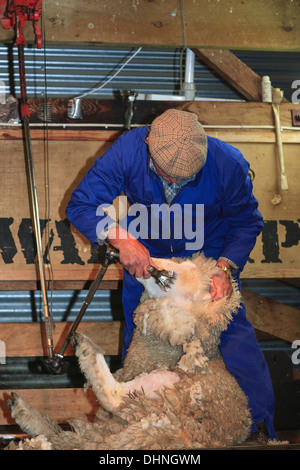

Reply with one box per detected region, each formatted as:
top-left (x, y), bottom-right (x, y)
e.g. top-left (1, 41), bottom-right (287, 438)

top-left (135, 254), bottom-right (241, 360)
top-left (137, 256), bottom-right (213, 302)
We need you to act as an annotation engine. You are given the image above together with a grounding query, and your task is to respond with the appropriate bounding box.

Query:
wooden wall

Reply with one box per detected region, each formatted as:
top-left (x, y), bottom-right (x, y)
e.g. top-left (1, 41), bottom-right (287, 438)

top-left (0, 100), bottom-right (299, 286)
top-left (0, 0), bottom-right (299, 51)
top-left (0, 99), bottom-right (299, 429)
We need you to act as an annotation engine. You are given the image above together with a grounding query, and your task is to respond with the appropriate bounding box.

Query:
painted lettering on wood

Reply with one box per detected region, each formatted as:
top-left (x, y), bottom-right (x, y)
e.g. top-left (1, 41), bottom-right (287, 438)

top-left (0, 217), bottom-right (298, 277)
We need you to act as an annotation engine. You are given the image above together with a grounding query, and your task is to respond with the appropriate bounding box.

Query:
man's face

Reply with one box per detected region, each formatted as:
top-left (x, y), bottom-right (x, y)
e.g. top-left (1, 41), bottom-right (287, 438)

top-left (152, 160), bottom-right (180, 184)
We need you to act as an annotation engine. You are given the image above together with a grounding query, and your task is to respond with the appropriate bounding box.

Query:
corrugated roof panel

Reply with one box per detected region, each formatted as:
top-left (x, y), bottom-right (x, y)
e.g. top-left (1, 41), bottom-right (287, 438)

top-left (0, 45), bottom-right (244, 100)
top-left (0, 45), bottom-right (298, 101)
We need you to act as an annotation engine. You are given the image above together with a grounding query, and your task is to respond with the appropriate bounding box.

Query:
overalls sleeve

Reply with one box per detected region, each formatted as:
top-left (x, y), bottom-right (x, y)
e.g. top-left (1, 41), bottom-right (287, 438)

top-left (218, 155), bottom-right (264, 271)
top-left (66, 137), bottom-right (124, 245)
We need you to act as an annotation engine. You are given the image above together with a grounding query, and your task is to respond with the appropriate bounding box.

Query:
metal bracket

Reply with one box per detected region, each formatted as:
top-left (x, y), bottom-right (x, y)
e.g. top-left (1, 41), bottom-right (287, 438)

top-left (291, 109), bottom-right (300, 127)
top-left (0, 0), bottom-right (43, 49)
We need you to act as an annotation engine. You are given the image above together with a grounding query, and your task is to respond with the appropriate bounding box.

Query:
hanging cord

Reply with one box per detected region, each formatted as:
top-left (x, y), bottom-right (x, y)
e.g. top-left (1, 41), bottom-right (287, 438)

top-left (74, 46), bottom-right (142, 100)
top-left (179, 0), bottom-right (187, 92)
top-left (41, 1), bottom-right (54, 326)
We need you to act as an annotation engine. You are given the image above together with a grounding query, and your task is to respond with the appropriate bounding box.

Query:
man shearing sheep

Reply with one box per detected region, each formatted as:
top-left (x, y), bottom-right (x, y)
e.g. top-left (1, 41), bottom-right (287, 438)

top-left (66, 108), bottom-right (278, 443)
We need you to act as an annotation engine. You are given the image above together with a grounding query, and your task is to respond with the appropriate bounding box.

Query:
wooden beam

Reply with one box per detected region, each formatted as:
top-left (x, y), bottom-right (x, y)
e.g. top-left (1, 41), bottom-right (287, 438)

top-left (0, 266), bottom-right (123, 282)
top-left (25, 99), bottom-right (300, 127)
top-left (0, 0), bottom-right (299, 51)
top-left (1, 128), bottom-right (300, 144)
top-left (0, 99), bottom-right (298, 130)
top-left (0, 321), bottom-right (124, 357)
top-left (0, 128), bottom-right (122, 142)
top-left (242, 289), bottom-right (300, 344)
top-left (192, 49), bottom-right (289, 102)
top-left (0, 388), bottom-right (98, 425)
top-left (0, 279), bottom-right (120, 290)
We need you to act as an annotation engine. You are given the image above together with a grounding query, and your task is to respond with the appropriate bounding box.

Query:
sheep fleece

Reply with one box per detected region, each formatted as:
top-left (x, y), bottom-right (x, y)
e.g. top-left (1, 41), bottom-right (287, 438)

top-left (6, 253), bottom-right (252, 450)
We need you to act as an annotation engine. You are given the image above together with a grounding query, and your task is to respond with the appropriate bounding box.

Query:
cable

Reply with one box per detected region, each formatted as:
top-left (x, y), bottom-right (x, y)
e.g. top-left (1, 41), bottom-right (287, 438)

top-left (41, 0), bottom-right (54, 327)
top-left (3, 122), bottom-right (299, 131)
top-left (74, 47), bottom-right (142, 100)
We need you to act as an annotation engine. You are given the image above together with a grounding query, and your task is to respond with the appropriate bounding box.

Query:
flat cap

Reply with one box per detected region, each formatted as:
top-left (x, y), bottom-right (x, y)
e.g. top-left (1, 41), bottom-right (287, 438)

top-left (148, 109), bottom-right (207, 178)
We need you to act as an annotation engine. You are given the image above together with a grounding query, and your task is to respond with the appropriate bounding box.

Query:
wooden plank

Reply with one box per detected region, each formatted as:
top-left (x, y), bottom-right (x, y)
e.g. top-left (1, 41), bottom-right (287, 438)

top-left (18, 99), bottom-right (300, 126)
top-left (0, 128), bottom-right (122, 142)
top-left (192, 49), bottom-right (289, 102)
top-left (0, 321), bottom-right (124, 357)
top-left (242, 289), bottom-right (300, 344)
top-left (0, 0), bottom-right (298, 51)
top-left (0, 388), bottom-right (98, 425)
top-left (0, 279), bottom-right (120, 290)
top-left (0, 265), bottom-right (123, 282)
top-left (1, 100), bottom-right (298, 128)
top-left (193, 49), bottom-right (264, 102)
top-left (0, 102), bottom-right (299, 281)
top-left (1, 127), bottom-right (300, 144)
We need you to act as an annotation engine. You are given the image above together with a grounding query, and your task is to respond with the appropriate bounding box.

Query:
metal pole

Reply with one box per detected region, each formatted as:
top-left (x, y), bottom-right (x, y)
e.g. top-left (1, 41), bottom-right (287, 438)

top-left (182, 48), bottom-right (196, 100)
top-left (18, 43), bottom-right (54, 359)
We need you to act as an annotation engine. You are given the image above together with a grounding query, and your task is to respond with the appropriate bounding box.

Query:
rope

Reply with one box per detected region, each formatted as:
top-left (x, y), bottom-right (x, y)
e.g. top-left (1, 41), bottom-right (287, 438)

top-left (75, 47), bottom-right (142, 100)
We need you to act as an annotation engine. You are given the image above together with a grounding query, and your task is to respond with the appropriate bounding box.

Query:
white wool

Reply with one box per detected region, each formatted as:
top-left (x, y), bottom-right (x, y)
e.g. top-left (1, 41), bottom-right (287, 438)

top-left (189, 383), bottom-right (203, 406)
top-left (141, 413), bottom-right (172, 430)
top-left (142, 313), bottom-right (149, 335)
top-left (95, 354), bottom-right (125, 409)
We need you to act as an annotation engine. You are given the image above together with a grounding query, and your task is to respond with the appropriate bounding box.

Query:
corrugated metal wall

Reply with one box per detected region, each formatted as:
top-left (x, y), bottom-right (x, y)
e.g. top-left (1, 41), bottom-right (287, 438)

top-left (0, 280), bottom-right (299, 324)
top-left (0, 45), bottom-right (299, 101)
top-left (0, 289), bottom-right (124, 323)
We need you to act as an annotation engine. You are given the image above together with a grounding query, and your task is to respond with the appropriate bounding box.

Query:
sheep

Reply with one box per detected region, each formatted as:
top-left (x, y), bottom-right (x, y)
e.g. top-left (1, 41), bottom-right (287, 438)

top-left (5, 253), bottom-right (252, 450)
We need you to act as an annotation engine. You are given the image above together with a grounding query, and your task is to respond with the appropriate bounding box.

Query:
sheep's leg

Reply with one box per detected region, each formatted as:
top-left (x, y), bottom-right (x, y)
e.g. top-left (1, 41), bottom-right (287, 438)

top-left (7, 392), bottom-right (62, 439)
top-left (72, 333), bottom-right (126, 411)
top-left (72, 333), bottom-right (181, 412)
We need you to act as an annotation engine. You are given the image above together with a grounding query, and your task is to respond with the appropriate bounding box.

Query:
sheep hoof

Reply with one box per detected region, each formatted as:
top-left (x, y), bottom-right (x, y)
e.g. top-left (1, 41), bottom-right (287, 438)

top-left (70, 332), bottom-right (82, 348)
top-left (7, 392), bottom-right (19, 411)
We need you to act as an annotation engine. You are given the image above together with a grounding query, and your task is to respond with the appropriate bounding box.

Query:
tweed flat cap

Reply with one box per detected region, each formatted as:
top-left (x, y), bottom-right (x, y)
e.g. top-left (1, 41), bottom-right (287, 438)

top-left (148, 109), bottom-right (207, 178)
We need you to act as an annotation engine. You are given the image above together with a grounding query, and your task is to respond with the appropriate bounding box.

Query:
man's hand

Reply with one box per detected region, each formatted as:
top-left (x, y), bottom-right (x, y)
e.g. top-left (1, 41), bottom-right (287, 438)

top-left (210, 262), bottom-right (233, 300)
top-left (107, 226), bottom-right (156, 278)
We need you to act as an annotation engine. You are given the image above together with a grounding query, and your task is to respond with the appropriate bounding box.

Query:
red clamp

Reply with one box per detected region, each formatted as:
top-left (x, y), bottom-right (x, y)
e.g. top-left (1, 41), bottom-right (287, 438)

top-left (0, 0), bottom-right (43, 119)
top-left (0, 0), bottom-right (43, 49)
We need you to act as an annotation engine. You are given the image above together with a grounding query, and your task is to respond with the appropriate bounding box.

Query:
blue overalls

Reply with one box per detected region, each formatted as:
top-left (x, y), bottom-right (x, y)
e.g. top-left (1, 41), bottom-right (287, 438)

top-left (66, 126), bottom-right (278, 439)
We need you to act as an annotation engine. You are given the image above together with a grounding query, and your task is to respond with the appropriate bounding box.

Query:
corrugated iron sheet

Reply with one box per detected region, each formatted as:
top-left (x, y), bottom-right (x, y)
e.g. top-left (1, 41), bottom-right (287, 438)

top-left (0, 45), bottom-right (234, 99)
top-left (0, 45), bottom-right (299, 101)
top-left (0, 289), bottom-right (123, 322)
top-left (0, 280), bottom-right (298, 324)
